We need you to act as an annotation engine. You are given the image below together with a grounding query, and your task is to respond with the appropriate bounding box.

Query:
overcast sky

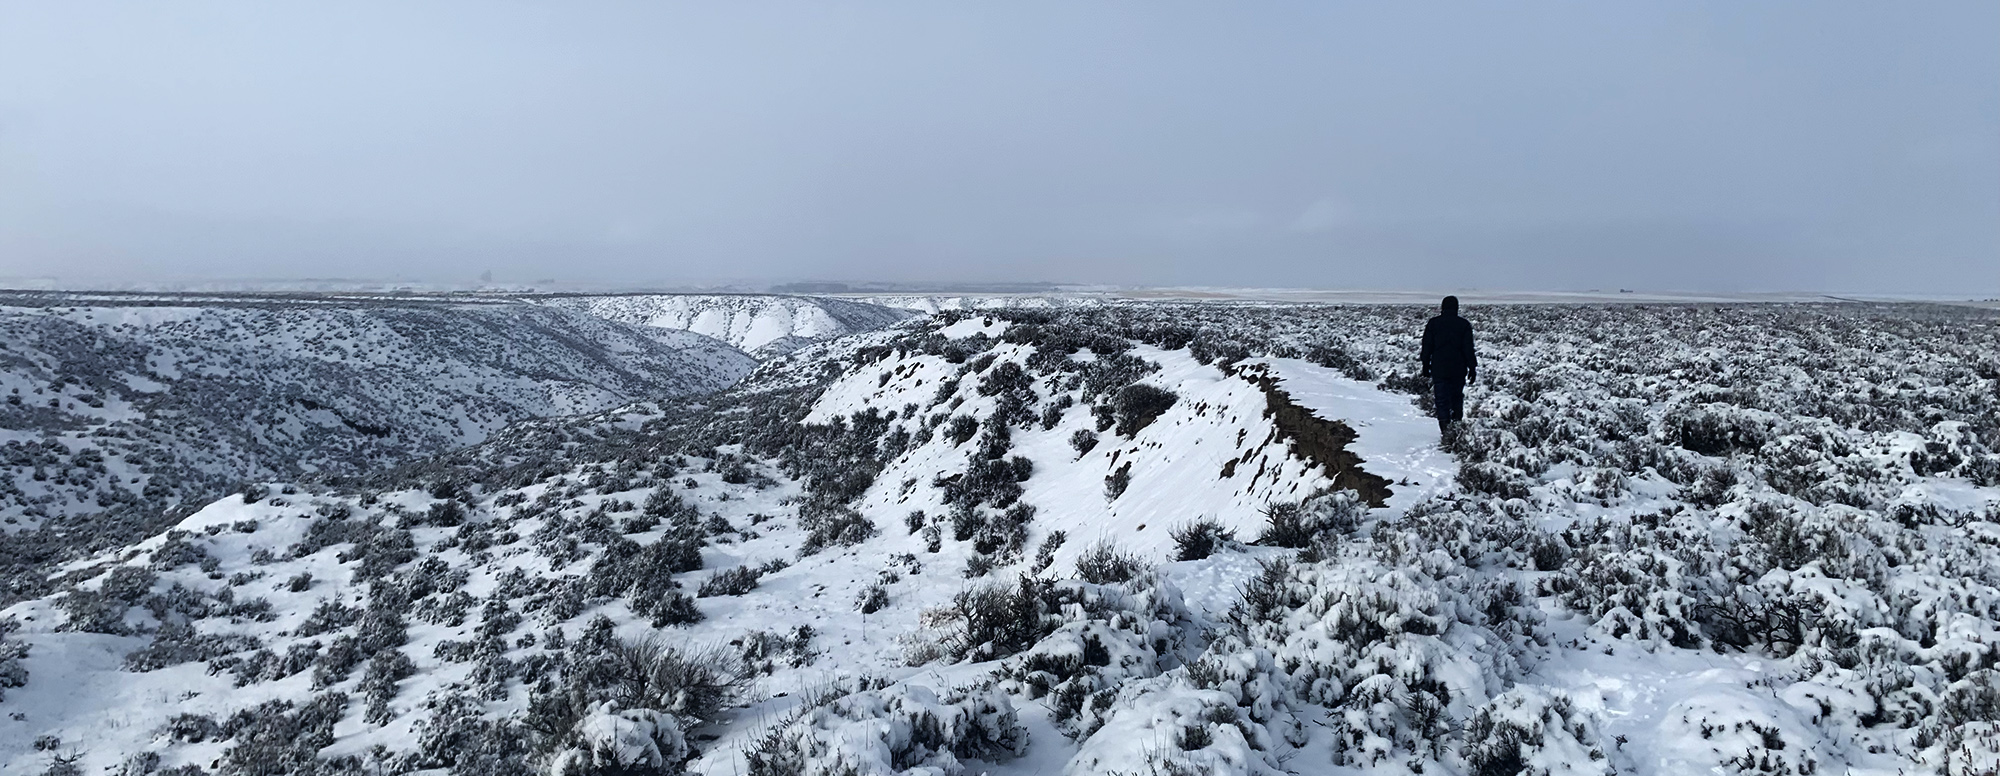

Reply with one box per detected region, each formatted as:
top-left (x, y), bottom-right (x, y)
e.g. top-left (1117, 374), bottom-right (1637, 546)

top-left (1, 2), bottom-right (1994, 293)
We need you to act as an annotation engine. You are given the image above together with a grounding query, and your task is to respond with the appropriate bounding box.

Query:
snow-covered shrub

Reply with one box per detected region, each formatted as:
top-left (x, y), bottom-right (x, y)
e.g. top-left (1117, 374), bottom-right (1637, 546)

top-left (1552, 534), bottom-right (1709, 649)
top-left (0, 617), bottom-right (26, 699)
top-left (37, 755), bottom-right (83, 776)
top-left (650, 588), bottom-right (704, 627)
top-left (797, 504), bottom-right (877, 556)
top-left (149, 531), bottom-right (209, 570)
top-left (550, 704), bottom-right (689, 776)
top-left (1227, 558), bottom-right (1300, 632)
top-left (1206, 528), bottom-right (1534, 773)
top-left (1307, 341), bottom-right (1376, 381)
top-left (1458, 460), bottom-right (1532, 501)
top-left (57, 588), bottom-right (133, 634)
top-left (740, 625), bottom-right (819, 675)
top-left (1461, 688), bottom-right (1611, 776)
top-left (354, 605), bottom-right (410, 654)
top-left (699, 566), bottom-right (763, 597)
top-left (297, 597), bottom-right (362, 636)
top-left (1653, 692), bottom-right (1823, 776)
top-left (215, 641), bottom-right (320, 687)
top-left (1664, 403), bottom-right (1773, 457)
top-left (337, 523), bottom-right (418, 582)
top-left (999, 571), bottom-right (1199, 740)
top-left (743, 682), bottom-right (1026, 776)
top-left (421, 498), bottom-right (467, 528)
top-left (856, 584), bottom-right (889, 614)
top-left (100, 565), bottom-right (157, 601)
top-left (526, 623), bottom-right (745, 763)
top-left (1926, 670), bottom-right (2000, 753)
top-left (215, 693), bottom-right (349, 776)
top-left (408, 692), bottom-right (534, 776)
top-left (162, 711), bottom-right (224, 743)
top-left (587, 534), bottom-right (704, 626)
top-left (1031, 530), bottom-right (1067, 573)
top-left (1255, 502), bottom-right (1314, 549)
top-left (935, 431), bottom-right (1033, 515)
top-left (1944, 722), bottom-right (2000, 776)
top-left (359, 648), bottom-right (417, 724)
top-left (1066, 676), bottom-right (1279, 776)
top-left (415, 590), bottom-right (476, 627)
top-left (1255, 490), bottom-right (1367, 547)
top-left (311, 636), bottom-right (364, 688)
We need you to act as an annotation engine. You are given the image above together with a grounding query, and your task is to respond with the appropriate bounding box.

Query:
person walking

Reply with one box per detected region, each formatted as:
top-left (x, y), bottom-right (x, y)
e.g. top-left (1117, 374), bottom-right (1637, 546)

top-left (1419, 295), bottom-right (1477, 436)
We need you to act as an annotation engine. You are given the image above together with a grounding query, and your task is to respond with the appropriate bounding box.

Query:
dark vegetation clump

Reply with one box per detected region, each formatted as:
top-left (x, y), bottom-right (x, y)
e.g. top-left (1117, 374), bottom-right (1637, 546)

top-left (953, 574), bottom-right (1060, 661)
top-left (1256, 491), bottom-right (1366, 548)
top-left (124, 621), bottom-right (263, 673)
top-left (214, 692), bottom-right (351, 775)
top-left (739, 624), bottom-right (818, 675)
top-left (1103, 463), bottom-right (1132, 501)
top-left (1031, 530), bottom-right (1066, 573)
top-left (0, 618), bottom-right (25, 700)
top-left (1111, 384), bottom-right (1177, 438)
top-left (855, 584), bottom-right (890, 614)
top-left (1170, 517), bottom-right (1235, 561)
top-left (945, 415), bottom-right (980, 446)
top-left (1074, 540), bottom-right (1148, 585)
top-left (586, 533), bottom-right (705, 627)
top-left (1227, 557), bottom-right (1300, 632)
top-left (697, 566), bottom-right (762, 597)
top-left (797, 503), bottom-right (877, 556)
top-left (1069, 429), bottom-right (1098, 458)
top-left (523, 620), bottom-right (745, 765)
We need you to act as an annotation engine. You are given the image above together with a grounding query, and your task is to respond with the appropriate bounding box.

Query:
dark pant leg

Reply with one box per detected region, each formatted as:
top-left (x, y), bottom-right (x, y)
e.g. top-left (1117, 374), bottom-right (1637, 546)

top-left (1433, 378), bottom-right (1464, 432)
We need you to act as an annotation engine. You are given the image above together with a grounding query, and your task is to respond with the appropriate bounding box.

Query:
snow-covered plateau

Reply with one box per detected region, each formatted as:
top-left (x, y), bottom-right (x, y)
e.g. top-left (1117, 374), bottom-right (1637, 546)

top-left (2, 300), bottom-right (1997, 776)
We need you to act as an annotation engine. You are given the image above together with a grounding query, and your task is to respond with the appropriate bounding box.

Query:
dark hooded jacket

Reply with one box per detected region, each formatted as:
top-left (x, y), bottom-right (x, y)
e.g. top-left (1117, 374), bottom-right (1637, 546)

top-left (1420, 299), bottom-right (1477, 384)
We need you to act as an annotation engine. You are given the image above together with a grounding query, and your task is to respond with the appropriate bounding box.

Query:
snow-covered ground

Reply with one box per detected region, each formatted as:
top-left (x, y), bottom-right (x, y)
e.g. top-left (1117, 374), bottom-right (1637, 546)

top-left (2, 301), bottom-right (1994, 775)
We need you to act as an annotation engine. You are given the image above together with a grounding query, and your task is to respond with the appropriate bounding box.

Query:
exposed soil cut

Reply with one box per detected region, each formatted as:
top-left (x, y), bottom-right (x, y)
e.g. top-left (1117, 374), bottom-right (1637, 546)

top-left (1228, 363), bottom-right (1394, 507)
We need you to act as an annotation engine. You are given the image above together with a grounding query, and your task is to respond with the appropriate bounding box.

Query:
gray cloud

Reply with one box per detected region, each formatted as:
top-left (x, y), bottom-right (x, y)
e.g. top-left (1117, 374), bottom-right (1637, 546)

top-left (1, 2), bottom-right (1993, 293)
